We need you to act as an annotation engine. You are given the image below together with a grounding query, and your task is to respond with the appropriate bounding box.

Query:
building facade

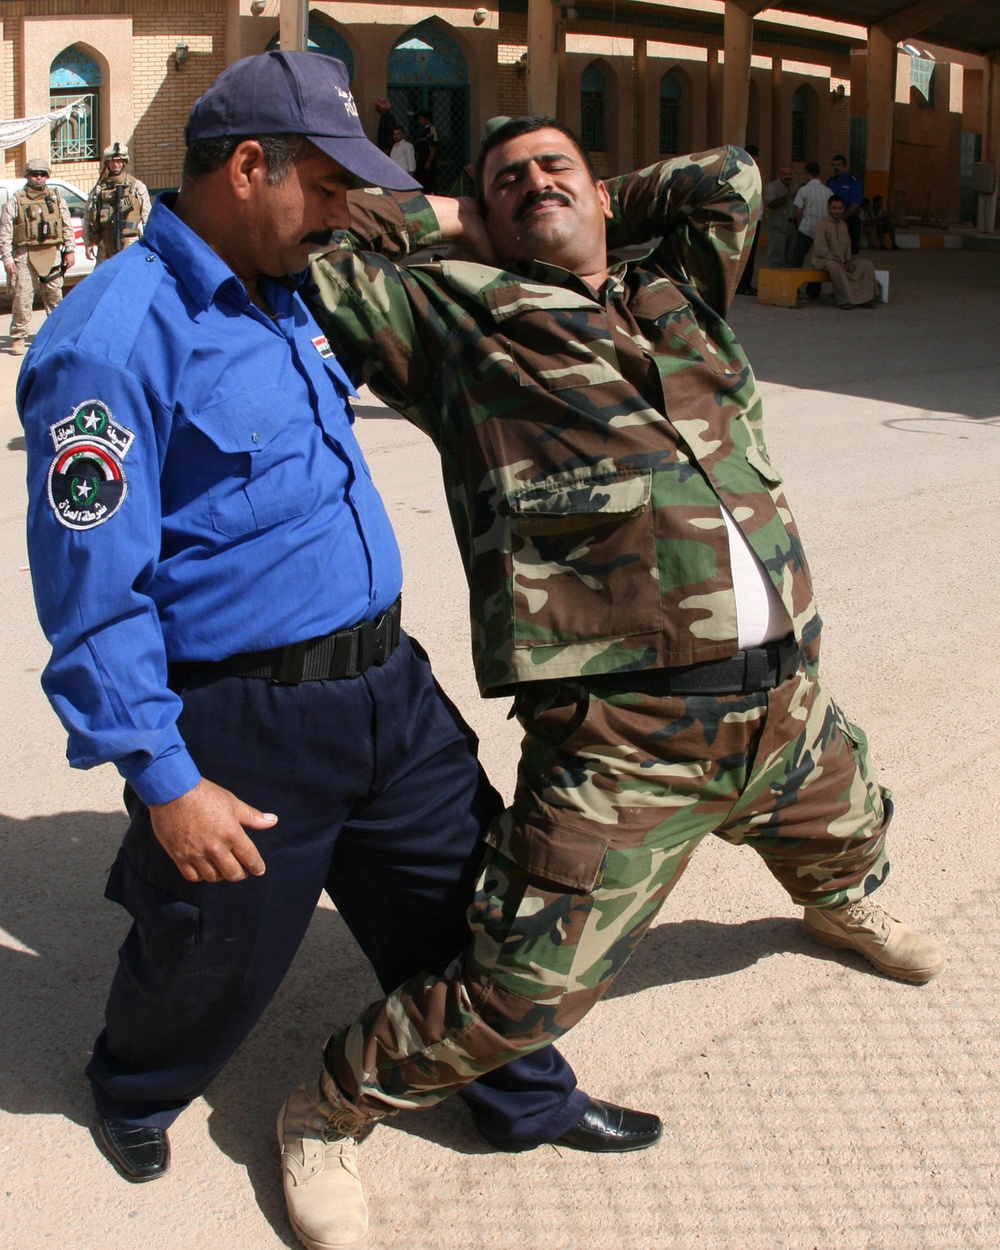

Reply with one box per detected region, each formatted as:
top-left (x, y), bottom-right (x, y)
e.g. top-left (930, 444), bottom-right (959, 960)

top-left (2, 0), bottom-right (994, 226)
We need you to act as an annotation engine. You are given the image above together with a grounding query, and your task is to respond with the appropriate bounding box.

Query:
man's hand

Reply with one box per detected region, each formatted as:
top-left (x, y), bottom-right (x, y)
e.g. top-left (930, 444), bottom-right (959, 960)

top-left (149, 778), bottom-right (274, 883)
top-left (63, 251), bottom-right (75, 271)
top-left (4, 261), bottom-right (14, 277)
top-left (85, 245), bottom-right (96, 261)
top-left (426, 195), bottom-right (498, 265)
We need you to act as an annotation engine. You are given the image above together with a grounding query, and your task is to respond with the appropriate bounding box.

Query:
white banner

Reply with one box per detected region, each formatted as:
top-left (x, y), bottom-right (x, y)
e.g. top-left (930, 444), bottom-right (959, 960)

top-left (0, 99), bottom-right (84, 151)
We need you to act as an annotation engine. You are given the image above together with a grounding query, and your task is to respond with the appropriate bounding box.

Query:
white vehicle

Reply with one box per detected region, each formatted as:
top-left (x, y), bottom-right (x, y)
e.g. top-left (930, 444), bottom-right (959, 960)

top-left (0, 176), bottom-right (96, 291)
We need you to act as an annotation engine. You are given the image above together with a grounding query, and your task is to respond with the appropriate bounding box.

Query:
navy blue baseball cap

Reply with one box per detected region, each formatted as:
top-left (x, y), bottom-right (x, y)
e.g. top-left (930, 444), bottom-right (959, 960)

top-left (185, 50), bottom-right (419, 192)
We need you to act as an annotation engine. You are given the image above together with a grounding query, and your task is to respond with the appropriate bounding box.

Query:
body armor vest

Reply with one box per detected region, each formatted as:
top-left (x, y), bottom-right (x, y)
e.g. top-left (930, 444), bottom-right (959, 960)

top-left (90, 175), bottom-right (144, 237)
top-left (12, 188), bottom-right (63, 249)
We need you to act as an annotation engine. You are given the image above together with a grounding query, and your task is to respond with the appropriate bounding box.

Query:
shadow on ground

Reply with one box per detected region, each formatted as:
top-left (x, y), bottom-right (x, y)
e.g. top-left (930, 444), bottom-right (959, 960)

top-left (729, 249), bottom-right (1000, 419)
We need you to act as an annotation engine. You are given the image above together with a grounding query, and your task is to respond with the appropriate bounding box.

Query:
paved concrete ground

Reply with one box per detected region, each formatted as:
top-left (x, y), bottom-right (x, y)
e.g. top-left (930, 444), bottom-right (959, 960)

top-left (2, 247), bottom-right (999, 1250)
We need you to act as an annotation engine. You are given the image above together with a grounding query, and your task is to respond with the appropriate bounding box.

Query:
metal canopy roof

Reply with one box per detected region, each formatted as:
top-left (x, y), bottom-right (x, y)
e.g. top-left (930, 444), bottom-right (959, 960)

top-left (525, 0), bottom-right (1000, 59)
top-left (754, 0), bottom-right (1000, 57)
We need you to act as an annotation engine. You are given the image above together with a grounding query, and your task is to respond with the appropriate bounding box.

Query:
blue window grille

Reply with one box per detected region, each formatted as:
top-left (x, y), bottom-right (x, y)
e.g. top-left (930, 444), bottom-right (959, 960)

top-left (50, 47), bottom-right (101, 162)
top-left (581, 65), bottom-right (606, 151)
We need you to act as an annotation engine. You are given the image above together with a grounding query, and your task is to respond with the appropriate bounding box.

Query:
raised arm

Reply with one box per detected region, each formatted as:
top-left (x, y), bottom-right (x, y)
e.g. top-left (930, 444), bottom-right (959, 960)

top-left (603, 146), bottom-right (760, 313)
top-left (306, 190), bottom-right (494, 432)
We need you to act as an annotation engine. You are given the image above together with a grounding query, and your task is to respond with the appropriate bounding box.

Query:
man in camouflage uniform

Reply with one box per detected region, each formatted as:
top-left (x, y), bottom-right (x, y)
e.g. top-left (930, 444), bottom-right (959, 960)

top-left (279, 119), bottom-right (944, 1249)
top-left (0, 157), bottom-right (76, 356)
top-left (84, 142), bottom-right (151, 264)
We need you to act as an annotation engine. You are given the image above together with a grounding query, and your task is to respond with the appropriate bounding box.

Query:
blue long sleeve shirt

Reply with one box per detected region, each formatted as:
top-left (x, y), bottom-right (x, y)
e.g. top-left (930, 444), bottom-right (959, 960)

top-left (18, 195), bottom-right (403, 807)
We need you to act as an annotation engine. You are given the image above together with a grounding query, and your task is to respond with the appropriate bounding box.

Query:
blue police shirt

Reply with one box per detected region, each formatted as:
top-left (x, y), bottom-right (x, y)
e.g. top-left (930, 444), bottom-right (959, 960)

top-left (18, 195), bottom-right (403, 808)
top-left (826, 171), bottom-right (863, 212)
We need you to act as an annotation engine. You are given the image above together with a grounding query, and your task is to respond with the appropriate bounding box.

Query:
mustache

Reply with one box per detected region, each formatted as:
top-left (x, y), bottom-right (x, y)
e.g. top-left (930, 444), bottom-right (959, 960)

top-left (514, 190), bottom-right (570, 221)
top-left (301, 228), bottom-right (336, 247)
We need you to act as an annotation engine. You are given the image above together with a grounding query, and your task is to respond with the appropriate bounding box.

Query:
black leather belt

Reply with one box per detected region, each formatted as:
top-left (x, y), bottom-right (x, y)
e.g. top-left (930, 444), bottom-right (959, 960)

top-left (168, 598), bottom-right (401, 688)
top-left (589, 634), bottom-right (801, 697)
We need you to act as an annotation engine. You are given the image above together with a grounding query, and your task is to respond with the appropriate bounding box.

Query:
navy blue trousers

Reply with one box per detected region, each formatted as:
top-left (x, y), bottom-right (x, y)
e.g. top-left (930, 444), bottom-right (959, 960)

top-left (87, 633), bottom-right (586, 1145)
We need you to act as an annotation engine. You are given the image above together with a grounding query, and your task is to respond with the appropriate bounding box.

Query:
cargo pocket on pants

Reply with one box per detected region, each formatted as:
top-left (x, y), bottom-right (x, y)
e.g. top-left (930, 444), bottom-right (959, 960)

top-left (469, 817), bottom-right (610, 1020)
top-left (106, 851), bottom-right (201, 987)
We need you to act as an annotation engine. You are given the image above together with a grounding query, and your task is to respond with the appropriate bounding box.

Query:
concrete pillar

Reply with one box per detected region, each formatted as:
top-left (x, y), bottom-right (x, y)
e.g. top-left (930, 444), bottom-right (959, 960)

top-left (770, 56), bottom-right (785, 167)
top-left (527, 0), bottom-right (559, 117)
top-left (865, 25), bottom-right (896, 203)
top-left (634, 37), bottom-right (649, 168)
top-left (555, 17), bottom-right (569, 122)
top-left (983, 54), bottom-right (1000, 231)
top-left (722, 0), bottom-right (753, 144)
top-left (706, 49), bottom-right (721, 146)
top-left (279, 0), bottom-right (308, 53)
top-left (225, 0), bottom-right (241, 64)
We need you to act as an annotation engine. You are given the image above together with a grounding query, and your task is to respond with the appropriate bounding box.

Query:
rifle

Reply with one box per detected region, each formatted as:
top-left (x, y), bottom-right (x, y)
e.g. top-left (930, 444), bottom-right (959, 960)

top-left (112, 183), bottom-right (124, 255)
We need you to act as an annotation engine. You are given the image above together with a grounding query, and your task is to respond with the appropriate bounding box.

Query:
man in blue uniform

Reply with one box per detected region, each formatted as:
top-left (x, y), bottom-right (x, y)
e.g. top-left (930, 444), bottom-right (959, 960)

top-left (17, 51), bottom-right (660, 1220)
top-left (827, 153), bottom-right (863, 255)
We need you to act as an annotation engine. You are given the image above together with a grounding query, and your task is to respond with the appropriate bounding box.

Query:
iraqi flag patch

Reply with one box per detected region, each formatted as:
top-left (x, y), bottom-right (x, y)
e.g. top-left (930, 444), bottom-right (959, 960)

top-left (46, 400), bottom-right (134, 530)
top-left (311, 334), bottom-right (335, 359)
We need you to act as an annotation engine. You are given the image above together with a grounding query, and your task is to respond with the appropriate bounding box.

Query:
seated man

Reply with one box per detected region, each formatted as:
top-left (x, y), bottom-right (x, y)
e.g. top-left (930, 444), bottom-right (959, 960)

top-left (807, 196), bottom-right (879, 308)
top-left (287, 120), bottom-right (942, 1249)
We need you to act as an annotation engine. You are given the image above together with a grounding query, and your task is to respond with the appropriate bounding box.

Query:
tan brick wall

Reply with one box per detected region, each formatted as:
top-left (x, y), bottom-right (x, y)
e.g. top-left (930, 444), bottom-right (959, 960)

top-left (1, 1), bottom-right (226, 190)
top-left (133, 8), bottom-right (228, 190)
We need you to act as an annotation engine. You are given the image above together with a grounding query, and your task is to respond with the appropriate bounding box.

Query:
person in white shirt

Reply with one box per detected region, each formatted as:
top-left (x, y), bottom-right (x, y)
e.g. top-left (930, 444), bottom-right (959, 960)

top-left (791, 161), bottom-right (833, 297)
top-left (389, 125), bottom-right (416, 175)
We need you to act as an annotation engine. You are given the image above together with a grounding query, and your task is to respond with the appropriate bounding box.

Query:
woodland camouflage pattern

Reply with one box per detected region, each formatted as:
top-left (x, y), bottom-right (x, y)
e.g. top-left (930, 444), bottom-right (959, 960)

top-left (307, 146), bottom-right (821, 695)
top-left (325, 670), bottom-right (891, 1116)
top-left (305, 146), bottom-right (894, 1120)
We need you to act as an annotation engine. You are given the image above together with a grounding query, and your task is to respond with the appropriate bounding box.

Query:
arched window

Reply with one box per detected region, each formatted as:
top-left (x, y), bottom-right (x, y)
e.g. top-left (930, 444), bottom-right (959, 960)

top-left (581, 64), bottom-right (606, 151)
top-left (659, 72), bottom-right (681, 154)
top-left (791, 87), bottom-right (807, 161)
top-left (50, 46), bottom-right (101, 162)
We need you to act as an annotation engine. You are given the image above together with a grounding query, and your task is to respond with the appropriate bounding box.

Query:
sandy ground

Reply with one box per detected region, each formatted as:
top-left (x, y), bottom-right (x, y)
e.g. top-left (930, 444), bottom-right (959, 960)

top-left (2, 247), bottom-right (999, 1250)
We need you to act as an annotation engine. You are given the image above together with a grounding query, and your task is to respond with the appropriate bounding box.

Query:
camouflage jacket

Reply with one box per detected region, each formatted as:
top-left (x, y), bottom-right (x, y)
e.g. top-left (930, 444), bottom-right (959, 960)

top-left (307, 146), bottom-right (822, 695)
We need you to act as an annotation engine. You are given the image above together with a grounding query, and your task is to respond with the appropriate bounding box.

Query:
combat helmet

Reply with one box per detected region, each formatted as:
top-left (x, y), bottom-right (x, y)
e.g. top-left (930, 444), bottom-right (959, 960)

top-left (103, 142), bottom-right (130, 163)
top-left (24, 157), bottom-right (51, 176)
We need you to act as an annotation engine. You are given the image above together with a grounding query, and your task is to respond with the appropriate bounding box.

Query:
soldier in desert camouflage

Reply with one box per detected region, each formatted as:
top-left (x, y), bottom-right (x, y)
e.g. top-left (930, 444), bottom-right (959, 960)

top-left (278, 118), bottom-right (944, 1250)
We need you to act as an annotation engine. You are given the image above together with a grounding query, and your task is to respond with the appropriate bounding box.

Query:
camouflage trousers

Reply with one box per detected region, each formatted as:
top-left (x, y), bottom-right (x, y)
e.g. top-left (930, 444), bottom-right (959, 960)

top-left (326, 670), bottom-right (890, 1118)
top-left (9, 249), bottom-right (63, 338)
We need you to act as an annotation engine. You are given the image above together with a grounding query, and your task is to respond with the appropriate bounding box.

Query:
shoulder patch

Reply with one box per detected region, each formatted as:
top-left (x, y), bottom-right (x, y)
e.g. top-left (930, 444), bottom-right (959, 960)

top-left (46, 399), bottom-right (134, 530)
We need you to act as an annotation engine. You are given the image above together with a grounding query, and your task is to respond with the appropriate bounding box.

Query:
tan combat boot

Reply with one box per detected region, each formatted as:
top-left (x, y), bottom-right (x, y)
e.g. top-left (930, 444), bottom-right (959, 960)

top-left (803, 897), bottom-right (944, 984)
top-left (278, 1070), bottom-right (379, 1250)
top-left (10, 338), bottom-right (26, 356)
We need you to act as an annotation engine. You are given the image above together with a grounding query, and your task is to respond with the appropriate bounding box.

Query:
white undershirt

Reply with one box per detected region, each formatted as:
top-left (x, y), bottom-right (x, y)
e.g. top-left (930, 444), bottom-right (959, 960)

top-left (721, 506), bottom-right (793, 648)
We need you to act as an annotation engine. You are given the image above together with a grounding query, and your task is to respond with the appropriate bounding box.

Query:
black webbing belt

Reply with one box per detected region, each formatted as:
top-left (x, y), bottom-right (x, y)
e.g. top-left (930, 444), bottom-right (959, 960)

top-left (588, 633), bottom-right (802, 697)
top-left (168, 597), bottom-right (401, 688)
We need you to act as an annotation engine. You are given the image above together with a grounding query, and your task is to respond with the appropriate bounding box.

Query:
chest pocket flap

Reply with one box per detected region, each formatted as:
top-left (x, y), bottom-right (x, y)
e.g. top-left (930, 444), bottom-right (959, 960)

top-left (184, 384), bottom-right (307, 538)
top-left (510, 469), bottom-right (651, 533)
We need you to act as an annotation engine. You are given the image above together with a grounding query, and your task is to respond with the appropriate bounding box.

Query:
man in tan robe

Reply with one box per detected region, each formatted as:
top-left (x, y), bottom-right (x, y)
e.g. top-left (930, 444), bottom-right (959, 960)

top-left (807, 196), bottom-right (878, 308)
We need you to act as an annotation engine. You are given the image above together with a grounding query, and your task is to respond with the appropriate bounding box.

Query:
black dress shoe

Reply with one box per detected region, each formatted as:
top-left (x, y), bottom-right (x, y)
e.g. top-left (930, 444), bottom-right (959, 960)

top-left (96, 1117), bottom-right (171, 1182)
top-left (554, 1097), bottom-right (662, 1153)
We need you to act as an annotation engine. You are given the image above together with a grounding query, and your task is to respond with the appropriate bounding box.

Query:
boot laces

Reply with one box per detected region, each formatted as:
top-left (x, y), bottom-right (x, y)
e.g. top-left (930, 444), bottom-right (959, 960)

top-left (841, 897), bottom-right (891, 936)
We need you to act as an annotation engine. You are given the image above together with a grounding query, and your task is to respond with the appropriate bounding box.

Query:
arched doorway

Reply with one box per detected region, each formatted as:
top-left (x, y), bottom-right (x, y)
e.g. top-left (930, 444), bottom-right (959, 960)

top-left (388, 21), bottom-right (469, 194)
